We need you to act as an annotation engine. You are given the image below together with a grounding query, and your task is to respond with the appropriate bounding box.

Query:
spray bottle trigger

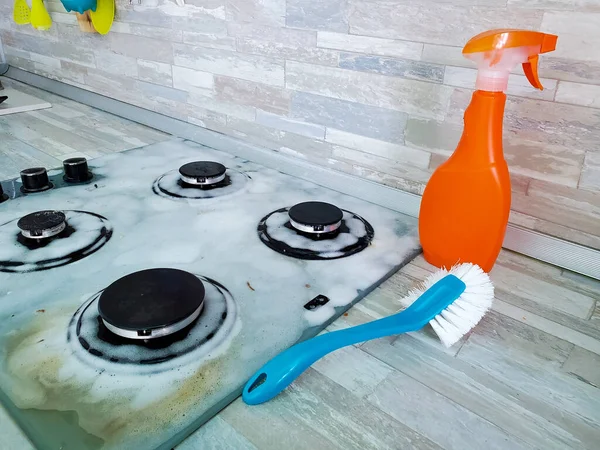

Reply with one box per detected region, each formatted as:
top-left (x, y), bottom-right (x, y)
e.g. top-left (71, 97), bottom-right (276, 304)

top-left (523, 55), bottom-right (543, 90)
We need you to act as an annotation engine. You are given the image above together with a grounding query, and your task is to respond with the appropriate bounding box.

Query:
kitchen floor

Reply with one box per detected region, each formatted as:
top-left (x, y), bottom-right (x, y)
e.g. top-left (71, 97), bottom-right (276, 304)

top-left (2, 78), bottom-right (600, 450)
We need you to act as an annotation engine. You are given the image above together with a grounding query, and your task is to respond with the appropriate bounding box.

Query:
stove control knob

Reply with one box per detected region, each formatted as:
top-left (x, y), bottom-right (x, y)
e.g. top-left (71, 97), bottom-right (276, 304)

top-left (63, 157), bottom-right (92, 183)
top-left (20, 167), bottom-right (52, 193)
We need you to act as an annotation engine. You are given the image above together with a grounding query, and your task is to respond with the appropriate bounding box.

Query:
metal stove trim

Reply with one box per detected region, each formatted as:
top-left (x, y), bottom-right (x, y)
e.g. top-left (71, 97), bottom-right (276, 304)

top-left (101, 302), bottom-right (205, 340)
top-left (6, 67), bottom-right (599, 281)
top-left (289, 218), bottom-right (342, 234)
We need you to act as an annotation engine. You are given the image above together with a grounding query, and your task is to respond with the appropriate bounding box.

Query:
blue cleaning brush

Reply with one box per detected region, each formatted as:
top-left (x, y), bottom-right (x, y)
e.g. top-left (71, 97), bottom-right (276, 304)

top-left (243, 263), bottom-right (494, 405)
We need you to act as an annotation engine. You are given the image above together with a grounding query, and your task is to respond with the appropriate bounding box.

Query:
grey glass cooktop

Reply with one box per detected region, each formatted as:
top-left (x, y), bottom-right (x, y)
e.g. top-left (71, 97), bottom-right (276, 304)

top-left (0, 139), bottom-right (420, 450)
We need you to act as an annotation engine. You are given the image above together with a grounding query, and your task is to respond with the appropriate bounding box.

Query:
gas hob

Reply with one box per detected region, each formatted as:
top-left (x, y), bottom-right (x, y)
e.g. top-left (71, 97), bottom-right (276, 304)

top-left (0, 139), bottom-right (420, 450)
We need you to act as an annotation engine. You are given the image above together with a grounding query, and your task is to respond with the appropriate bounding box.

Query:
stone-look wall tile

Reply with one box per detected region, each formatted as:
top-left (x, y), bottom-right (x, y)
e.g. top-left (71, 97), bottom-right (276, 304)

top-left (256, 111), bottom-right (325, 139)
top-left (187, 107), bottom-right (229, 132)
top-left (126, 23), bottom-right (183, 42)
top-left (135, 81), bottom-right (188, 104)
top-left (110, 20), bottom-right (182, 42)
top-left (228, 23), bottom-right (316, 44)
top-left (116, 8), bottom-right (173, 27)
top-left (286, 61), bottom-right (453, 119)
top-left (509, 211), bottom-right (600, 250)
top-left (503, 140), bottom-right (584, 188)
top-left (331, 146), bottom-right (431, 188)
top-left (404, 118), bottom-right (462, 156)
top-left (137, 60), bottom-right (173, 87)
top-left (444, 66), bottom-right (557, 101)
top-left (172, 66), bottom-right (215, 95)
top-left (504, 97), bottom-right (600, 156)
top-left (54, 23), bottom-right (105, 47)
top-left (290, 92), bottom-right (408, 143)
top-left (4, 53), bottom-right (85, 86)
top-left (214, 76), bottom-right (290, 114)
top-left (237, 38), bottom-right (339, 66)
top-left (48, 11), bottom-right (75, 24)
top-left (528, 179), bottom-right (600, 218)
top-left (510, 174), bottom-right (533, 195)
top-left (556, 81), bottom-right (600, 108)
top-left (3, 45), bottom-right (30, 61)
top-left (176, 0), bottom-right (226, 18)
top-left (85, 70), bottom-right (139, 105)
top-left (27, 52), bottom-right (61, 69)
top-left (339, 54), bottom-right (444, 83)
top-left (511, 192), bottom-right (599, 239)
top-left (580, 152), bottom-right (600, 191)
top-left (226, 0), bottom-right (286, 26)
top-left (224, 117), bottom-right (338, 160)
top-left (231, 19), bottom-right (336, 65)
top-left (188, 92), bottom-right (256, 122)
top-left (59, 61), bottom-right (89, 85)
top-left (508, 0), bottom-right (600, 11)
top-left (173, 44), bottom-right (284, 87)
top-left (325, 128), bottom-right (431, 169)
top-left (348, 2), bottom-right (543, 46)
top-left (422, 45), bottom-right (470, 68)
top-left (172, 14), bottom-right (228, 35)
top-left (541, 12), bottom-right (600, 62)
top-left (429, 152), bottom-right (447, 171)
top-left (109, 33), bottom-right (174, 64)
top-left (2, 30), bottom-right (96, 68)
top-left (94, 51), bottom-right (138, 78)
top-left (317, 32), bottom-right (423, 60)
top-left (539, 57), bottom-right (600, 85)
top-left (287, 0), bottom-right (349, 32)
top-left (182, 32), bottom-right (236, 50)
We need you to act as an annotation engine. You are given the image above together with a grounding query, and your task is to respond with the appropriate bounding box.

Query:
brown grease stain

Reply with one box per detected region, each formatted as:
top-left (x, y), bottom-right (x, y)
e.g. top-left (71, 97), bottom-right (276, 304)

top-left (36, 309), bottom-right (45, 313)
top-left (5, 308), bottom-right (237, 448)
top-left (246, 281), bottom-right (255, 291)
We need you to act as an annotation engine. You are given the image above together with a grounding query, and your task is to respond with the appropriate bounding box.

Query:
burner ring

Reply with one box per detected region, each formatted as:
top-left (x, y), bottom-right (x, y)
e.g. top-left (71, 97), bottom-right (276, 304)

top-left (258, 207), bottom-right (375, 260)
top-left (98, 268), bottom-right (206, 340)
top-left (0, 210), bottom-right (113, 273)
top-left (153, 167), bottom-right (248, 200)
top-left (67, 275), bottom-right (238, 373)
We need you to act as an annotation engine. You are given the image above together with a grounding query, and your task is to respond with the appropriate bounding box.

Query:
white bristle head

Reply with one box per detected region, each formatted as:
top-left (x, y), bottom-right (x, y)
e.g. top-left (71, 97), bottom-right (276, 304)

top-left (426, 263), bottom-right (494, 347)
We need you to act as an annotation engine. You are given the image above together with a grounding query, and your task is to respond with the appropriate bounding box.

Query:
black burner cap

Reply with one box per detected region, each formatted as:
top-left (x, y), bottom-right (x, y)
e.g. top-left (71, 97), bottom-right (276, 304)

top-left (17, 210), bottom-right (66, 234)
top-left (0, 183), bottom-right (7, 203)
top-left (179, 161), bottom-right (226, 179)
top-left (98, 268), bottom-right (206, 332)
top-left (289, 201), bottom-right (343, 227)
top-left (63, 157), bottom-right (93, 183)
top-left (20, 167), bottom-right (52, 193)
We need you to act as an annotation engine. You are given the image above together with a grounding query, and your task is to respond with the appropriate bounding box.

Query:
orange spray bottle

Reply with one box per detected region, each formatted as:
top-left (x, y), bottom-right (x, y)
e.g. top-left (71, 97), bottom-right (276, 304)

top-left (419, 29), bottom-right (558, 272)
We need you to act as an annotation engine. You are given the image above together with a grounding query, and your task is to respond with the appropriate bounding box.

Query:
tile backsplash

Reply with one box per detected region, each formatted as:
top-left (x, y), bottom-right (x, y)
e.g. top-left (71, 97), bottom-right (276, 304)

top-left (0, 0), bottom-right (599, 249)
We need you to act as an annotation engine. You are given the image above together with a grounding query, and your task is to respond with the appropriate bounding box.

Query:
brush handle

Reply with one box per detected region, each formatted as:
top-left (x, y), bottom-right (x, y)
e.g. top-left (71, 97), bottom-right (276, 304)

top-left (242, 310), bottom-right (420, 405)
top-left (242, 276), bottom-right (465, 405)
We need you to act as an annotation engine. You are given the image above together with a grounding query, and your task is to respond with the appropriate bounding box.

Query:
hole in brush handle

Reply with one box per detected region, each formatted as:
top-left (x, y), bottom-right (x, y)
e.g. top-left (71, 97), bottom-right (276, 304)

top-left (247, 372), bottom-right (268, 393)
